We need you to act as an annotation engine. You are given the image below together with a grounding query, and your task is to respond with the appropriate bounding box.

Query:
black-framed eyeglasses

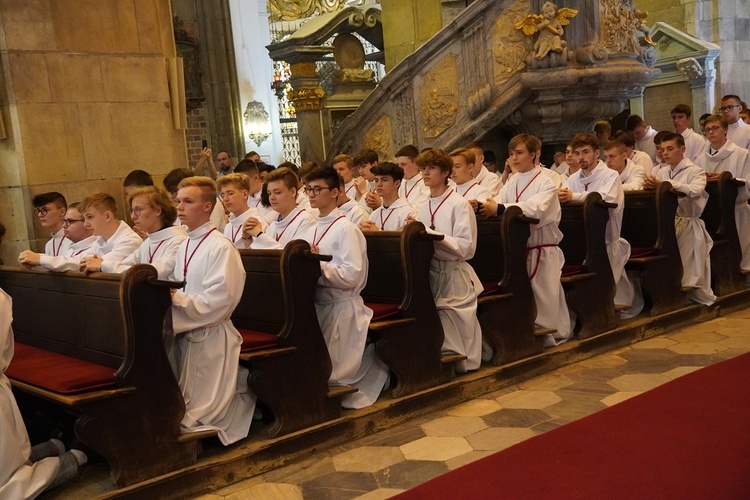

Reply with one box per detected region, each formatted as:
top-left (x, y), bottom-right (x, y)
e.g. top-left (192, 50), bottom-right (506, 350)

top-left (34, 207), bottom-right (50, 216)
top-left (719, 105), bottom-right (740, 112)
top-left (704, 126), bottom-right (723, 133)
top-left (62, 218), bottom-right (85, 226)
top-left (303, 186), bottom-right (333, 196)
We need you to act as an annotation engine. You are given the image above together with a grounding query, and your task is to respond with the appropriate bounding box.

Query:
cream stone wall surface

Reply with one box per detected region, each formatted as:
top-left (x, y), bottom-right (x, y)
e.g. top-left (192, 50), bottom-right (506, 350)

top-left (0, 0), bottom-right (187, 263)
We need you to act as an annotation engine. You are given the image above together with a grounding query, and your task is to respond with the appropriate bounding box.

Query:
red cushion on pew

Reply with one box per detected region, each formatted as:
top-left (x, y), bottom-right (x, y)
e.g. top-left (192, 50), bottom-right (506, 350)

top-left (365, 302), bottom-right (401, 321)
top-left (237, 328), bottom-right (280, 353)
top-left (630, 245), bottom-right (655, 258)
top-left (6, 343), bottom-right (117, 395)
top-left (479, 281), bottom-right (500, 297)
top-left (561, 264), bottom-right (584, 277)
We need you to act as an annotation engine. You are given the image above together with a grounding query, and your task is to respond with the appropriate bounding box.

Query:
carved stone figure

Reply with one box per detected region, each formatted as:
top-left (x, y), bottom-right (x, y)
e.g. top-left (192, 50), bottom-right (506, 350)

top-left (332, 33), bottom-right (375, 83)
top-left (599, 0), bottom-right (641, 54)
top-left (423, 90), bottom-right (458, 139)
top-left (364, 115), bottom-right (393, 161)
top-left (268, 0), bottom-right (347, 22)
top-left (493, 0), bottom-right (532, 81)
top-left (515, 2), bottom-right (578, 59)
top-left (677, 57), bottom-right (704, 81)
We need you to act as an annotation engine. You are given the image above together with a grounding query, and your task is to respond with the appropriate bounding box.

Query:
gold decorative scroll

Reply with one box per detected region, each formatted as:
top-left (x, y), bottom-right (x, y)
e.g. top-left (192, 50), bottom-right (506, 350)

top-left (363, 115), bottom-right (393, 162)
top-left (268, 0), bottom-right (347, 22)
top-left (419, 55), bottom-right (459, 140)
top-left (493, 0), bottom-right (532, 82)
top-left (287, 87), bottom-right (326, 111)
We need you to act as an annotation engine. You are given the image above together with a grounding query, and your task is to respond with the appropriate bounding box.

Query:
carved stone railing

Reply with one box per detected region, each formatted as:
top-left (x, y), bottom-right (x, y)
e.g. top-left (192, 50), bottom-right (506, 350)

top-left (328, 0), bottom-right (661, 161)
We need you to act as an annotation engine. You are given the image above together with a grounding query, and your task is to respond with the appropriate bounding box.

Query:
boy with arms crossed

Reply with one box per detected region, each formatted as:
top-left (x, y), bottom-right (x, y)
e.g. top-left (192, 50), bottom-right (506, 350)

top-left (217, 173), bottom-right (264, 249)
top-left (303, 167), bottom-right (389, 409)
top-left (168, 177), bottom-right (255, 444)
top-left (359, 162), bottom-right (416, 232)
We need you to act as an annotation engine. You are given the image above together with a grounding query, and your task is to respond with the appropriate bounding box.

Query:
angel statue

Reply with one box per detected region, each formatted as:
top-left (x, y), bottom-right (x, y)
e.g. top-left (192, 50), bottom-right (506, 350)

top-left (515, 2), bottom-right (578, 59)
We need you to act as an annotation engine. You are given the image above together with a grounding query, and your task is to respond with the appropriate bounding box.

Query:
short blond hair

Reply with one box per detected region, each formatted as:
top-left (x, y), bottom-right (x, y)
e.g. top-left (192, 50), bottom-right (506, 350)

top-left (81, 193), bottom-right (117, 215)
top-left (216, 173), bottom-right (250, 192)
top-left (449, 147), bottom-right (476, 166)
top-left (177, 176), bottom-right (217, 207)
top-left (332, 154), bottom-right (354, 169)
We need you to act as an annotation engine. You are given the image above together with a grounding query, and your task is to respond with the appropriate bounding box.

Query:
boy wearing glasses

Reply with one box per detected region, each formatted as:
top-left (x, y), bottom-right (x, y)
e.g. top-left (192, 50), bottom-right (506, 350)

top-left (303, 167), bottom-right (389, 409)
top-left (720, 95), bottom-right (750, 149)
top-left (358, 162), bottom-right (415, 232)
top-left (31, 192), bottom-right (71, 258)
top-left (77, 194), bottom-right (142, 270)
top-left (18, 203), bottom-right (96, 271)
top-left (415, 149), bottom-right (483, 373)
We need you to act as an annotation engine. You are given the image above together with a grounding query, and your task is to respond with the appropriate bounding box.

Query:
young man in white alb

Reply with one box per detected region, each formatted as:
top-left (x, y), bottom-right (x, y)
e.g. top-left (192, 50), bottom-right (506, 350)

top-left (626, 114), bottom-right (659, 165)
top-left (415, 149), bottom-right (483, 372)
top-left (337, 176), bottom-right (370, 227)
top-left (18, 203), bottom-right (97, 271)
top-left (359, 162), bottom-right (416, 232)
top-left (353, 149), bottom-right (382, 212)
top-left (466, 142), bottom-right (501, 197)
top-left (671, 104), bottom-right (707, 161)
top-left (83, 187), bottom-right (186, 279)
top-left (245, 167), bottom-right (316, 249)
top-left (234, 160), bottom-right (277, 224)
top-left (396, 145), bottom-right (431, 210)
top-left (217, 173), bottom-right (263, 249)
top-left (32, 192), bottom-right (71, 258)
top-left (720, 94), bottom-right (750, 149)
top-left (603, 139), bottom-right (646, 191)
top-left (302, 167), bottom-right (389, 409)
top-left (77, 194), bottom-right (143, 271)
top-left (450, 148), bottom-right (490, 202)
top-left (697, 115), bottom-right (750, 278)
top-left (332, 154), bottom-right (359, 201)
top-left (168, 177), bottom-right (255, 444)
top-left (163, 169), bottom-right (227, 231)
top-left (644, 133), bottom-right (716, 305)
top-left (560, 133), bottom-right (643, 318)
top-left (475, 134), bottom-right (572, 346)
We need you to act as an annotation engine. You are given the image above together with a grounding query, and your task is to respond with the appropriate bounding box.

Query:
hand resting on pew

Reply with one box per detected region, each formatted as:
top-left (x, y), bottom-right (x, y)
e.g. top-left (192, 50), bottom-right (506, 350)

top-left (705, 171), bottom-right (722, 181)
top-left (17, 250), bottom-right (41, 269)
top-left (359, 220), bottom-right (379, 232)
top-left (643, 175), bottom-right (661, 190)
top-left (81, 255), bottom-right (104, 273)
top-left (557, 187), bottom-right (573, 203)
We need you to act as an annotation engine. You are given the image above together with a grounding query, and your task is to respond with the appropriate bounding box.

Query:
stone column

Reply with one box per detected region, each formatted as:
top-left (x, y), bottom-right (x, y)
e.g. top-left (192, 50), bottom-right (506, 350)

top-left (287, 62), bottom-right (326, 165)
top-left (0, 0), bottom-right (187, 263)
top-left (380, 0), bottom-right (442, 71)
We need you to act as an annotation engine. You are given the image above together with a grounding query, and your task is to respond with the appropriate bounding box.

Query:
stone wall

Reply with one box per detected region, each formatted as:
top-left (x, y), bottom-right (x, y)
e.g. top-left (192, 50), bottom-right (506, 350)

top-left (0, 0), bottom-right (187, 263)
top-left (186, 101), bottom-right (210, 168)
top-left (644, 81), bottom-right (694, 131)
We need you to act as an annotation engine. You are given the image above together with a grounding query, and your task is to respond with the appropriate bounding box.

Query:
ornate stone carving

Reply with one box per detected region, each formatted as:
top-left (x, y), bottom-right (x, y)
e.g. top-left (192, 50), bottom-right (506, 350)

top-left (493, 0), bottom-right (532, 83)
top-left (332, 33), bottom-right (375, 83)
top-left (420, 55), bottom-right (459, 140)
top-left (391, 82), bottom-right (415, 149)
top-left (363, 115), bottom-right (393, 161)
top-left (599, 0), bottom-right (641, 54)
top-left (288, 87), bottom-right (326, 111)
top-left (676, 57), bottom-right (704, 81)
top-left (268, 0), bottom-right (347, 21)
top-left (515, 2), bottom-right (578, 59)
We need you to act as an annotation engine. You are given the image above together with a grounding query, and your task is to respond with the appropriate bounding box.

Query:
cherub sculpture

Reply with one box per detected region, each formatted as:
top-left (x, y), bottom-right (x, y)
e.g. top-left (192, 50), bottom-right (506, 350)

top-left (515, 2), bottom-right (578, 59)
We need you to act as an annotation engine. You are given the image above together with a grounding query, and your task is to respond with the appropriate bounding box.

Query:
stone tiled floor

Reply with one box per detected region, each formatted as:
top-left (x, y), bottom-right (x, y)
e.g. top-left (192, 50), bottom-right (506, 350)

top-left (41, 309), bottom-right (750, 499)
top-left (194, 309), bottom-right (750, 500)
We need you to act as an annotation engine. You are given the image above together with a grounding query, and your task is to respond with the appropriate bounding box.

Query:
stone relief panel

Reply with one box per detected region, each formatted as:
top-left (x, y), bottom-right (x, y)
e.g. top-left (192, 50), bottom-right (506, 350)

top-left (363, 114), bottom-right (394, 161)
top-left (599, 0), bottom-right (641, 54)
top-left (419, 55), bottom-right (459, 141)
top-left (492, 0), bottom-right (532, 84)
top-left (391, 82), bottom-right (415, 149)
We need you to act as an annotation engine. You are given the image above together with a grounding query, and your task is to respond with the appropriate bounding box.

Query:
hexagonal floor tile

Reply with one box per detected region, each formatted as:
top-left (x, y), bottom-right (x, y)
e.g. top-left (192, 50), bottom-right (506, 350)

top-left (445, 399), bottom-right (501, 417)
top-left (667, 342), bottom-right (728, 355)
top-left (399, 436), bottom-right (473, 461)
top-left (719, 336), bottom-right (750, 349)
top-left (601, 391), bottom-right (642, 406)
top-left (609, 373), bottom-right (670, 392)
top-left (517, 372), bottom-right (575, 391)
top-left (223, 482), bottom-right (304, 500)
top-left (373, 460), bottom-right (448, 490)
top-left (301, 471), bottom-right (379, 498)
top-left (496, 390), bottom-right (561, 409)
top-left (631, 337), bottom-right (678, 349)
top-left (444, 450), bottom-right (496, 470)
top-left (332, 446), bottom-right (405, 473)
top-left (465, 427), bottom-right (536, 451)
top-left (661, 366), bottom-right (703, 380)
top-left (481, 408), bottom-right (551, 428)
top-left (714, 326), bottom-right (750, 337)
top-left (421, 416), bottom-right (487, 438)
top-left (578, 354), bottom-right (628, 368)
top-left (668, 331), bottom-right (727, 344)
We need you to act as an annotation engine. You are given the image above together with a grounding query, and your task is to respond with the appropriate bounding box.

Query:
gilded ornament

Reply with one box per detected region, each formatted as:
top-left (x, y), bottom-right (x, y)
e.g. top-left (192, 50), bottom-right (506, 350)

top-left (419, 56), bottom-right (459, 140)
top-left (493, 0), bottom-right (532, 81)
top-left (363, 115), bottom-right (393, 161)
top-left (515, 2), bottom-right (578, 59)
top-left (287, 87), bottom-right (326, 111)
top-left (599, 0), bottom-right (641, 54)
top-left (268, 0), bottom-right (347, 22)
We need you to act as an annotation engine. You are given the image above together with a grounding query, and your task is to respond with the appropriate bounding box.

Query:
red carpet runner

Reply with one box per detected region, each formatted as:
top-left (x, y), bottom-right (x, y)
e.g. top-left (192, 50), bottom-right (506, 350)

top-left (397, 352), bottom-right (750, 499)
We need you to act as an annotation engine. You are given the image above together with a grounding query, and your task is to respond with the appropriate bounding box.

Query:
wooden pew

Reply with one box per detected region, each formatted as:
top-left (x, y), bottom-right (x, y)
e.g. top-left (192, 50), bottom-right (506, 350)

top-left (469, 206), bottom-right (544, 365)
top-left (234, 239), bottom-right (355, 437)
top-left (0, 264), bottom-right (195, 488)
top-left (558, 192), bottom-right (618, 338)
top-left (362, 222), bottom-right (449, 398)
top-left (702, 171), bottom-right (746, 295)
top-left (622, 183), bottom-right (689, 315)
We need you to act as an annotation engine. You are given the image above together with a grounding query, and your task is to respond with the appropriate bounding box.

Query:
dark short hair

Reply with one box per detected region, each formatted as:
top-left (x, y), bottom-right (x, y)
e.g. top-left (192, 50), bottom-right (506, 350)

top-left (653, 130), bottom-right (672, 145)
top-left (32, 192), bottom-right (67, 209)
top-left (569, 133), bottom-right (600, 151)
top-left (304, 166), bottom-right (341, 190)
top-left (298, 161), bottom-right (319, 179)
top-left (464, 141), bottom-right (483, 153)
top-left (277, 161), bottom-right (299, 174)
top-left (721, 94), bottom-right (742, 105)
top-left (246, 151), bottom-right (260, 159)
top-left (671, 104), bottom-right (692, 118)
top-left (258, 163), bottom-right (275, 175)
top-left (353, 149), bottom-right (379, 166)
top-left (163, 168), bottom-right (194, 192)
top-left (395, 145), bottom-right (419, 160)
top-left (699, 113), bottom-right (713, 122)
top-left (508, 134), bottom-right (542, 154)
top-left (484, 150), bottom-right (496, 164)
top-left (660, 132), bottom-right (685, 147)
top-left (123, 169), bottom-right (154, 188)
top-left (234, 159), bottom-right (259, 176)
top-left (371, 161), bottom-right (404, 182)
top-left (625, 114), bottom-right (646, 131)
top-left (593, 120), bottom-right (611, 135)
top-left (612, 130), bottom-right (636, 148)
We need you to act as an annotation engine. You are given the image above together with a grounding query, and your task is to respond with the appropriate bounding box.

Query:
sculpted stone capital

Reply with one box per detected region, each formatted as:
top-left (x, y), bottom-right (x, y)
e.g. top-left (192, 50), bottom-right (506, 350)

top-left (288, 87), bottom-right (326, 111)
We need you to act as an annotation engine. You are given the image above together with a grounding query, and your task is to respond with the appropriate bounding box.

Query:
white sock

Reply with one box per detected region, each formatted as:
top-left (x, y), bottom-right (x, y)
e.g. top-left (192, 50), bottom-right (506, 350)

top-left (50, 438), bottom-right (65, 455)
top-left (70, 449), bottom-right (88, 466)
